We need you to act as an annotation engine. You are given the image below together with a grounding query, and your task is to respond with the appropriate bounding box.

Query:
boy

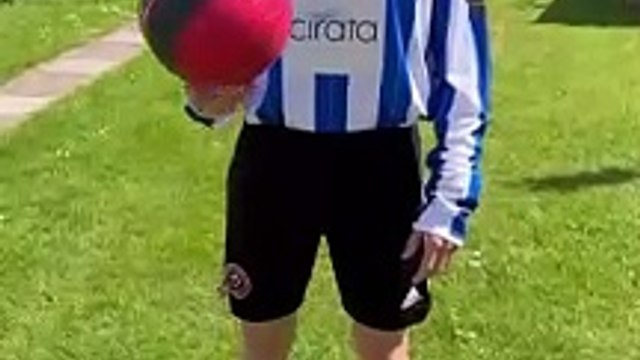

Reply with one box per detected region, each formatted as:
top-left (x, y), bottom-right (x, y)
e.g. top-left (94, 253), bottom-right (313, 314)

top-left (186, 0), bottom-right (491, 358)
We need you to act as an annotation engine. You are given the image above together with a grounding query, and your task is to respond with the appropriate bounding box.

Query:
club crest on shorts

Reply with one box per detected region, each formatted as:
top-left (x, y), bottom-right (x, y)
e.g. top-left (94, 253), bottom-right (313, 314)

top-left (220, 263), bottom-right (252, 300)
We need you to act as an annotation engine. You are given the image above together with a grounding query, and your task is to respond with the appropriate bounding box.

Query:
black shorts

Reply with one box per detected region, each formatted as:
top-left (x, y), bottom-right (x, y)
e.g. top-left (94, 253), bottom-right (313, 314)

top-left (222, 124), bottom-right (431, 331)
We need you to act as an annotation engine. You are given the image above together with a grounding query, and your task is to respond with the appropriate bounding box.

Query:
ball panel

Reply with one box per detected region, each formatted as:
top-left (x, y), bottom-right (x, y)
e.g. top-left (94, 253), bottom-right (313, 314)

top-left (139, 0), bottom-right (207, 76)
top-left (140, 0), bottom-right (292, 86)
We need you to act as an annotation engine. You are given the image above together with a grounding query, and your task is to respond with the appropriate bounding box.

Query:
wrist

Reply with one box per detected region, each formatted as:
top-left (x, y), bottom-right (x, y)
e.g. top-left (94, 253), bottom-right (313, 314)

top-left (413, 195), bottom-right (468, 247)
top-left (184, 102), bottom-right (232, 128)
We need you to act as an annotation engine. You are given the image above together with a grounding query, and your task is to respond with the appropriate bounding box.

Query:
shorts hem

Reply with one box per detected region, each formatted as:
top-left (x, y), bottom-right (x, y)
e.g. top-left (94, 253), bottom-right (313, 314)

top-left (341, 292), bottom-right (432, 332)
top-left (230, 302), bottom-right (302, 324)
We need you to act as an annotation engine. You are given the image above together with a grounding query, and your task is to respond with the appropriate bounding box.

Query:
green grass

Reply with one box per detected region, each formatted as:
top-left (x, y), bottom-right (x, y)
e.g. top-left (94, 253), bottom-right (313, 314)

top-left (0, 0), bottom-right (135, 82)
top-left (1, 0), bottom-right (640, 358)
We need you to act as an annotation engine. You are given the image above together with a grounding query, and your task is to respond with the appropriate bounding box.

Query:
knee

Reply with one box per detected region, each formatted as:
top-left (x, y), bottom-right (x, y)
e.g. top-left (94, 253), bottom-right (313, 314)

top-left (241, 315), bottom-right (297, 360)
top-left (352, 322), bottom-right (410, 360)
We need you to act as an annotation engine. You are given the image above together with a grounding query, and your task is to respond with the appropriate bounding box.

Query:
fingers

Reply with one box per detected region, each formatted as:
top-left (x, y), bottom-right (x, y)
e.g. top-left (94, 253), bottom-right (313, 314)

top-left (188, 84), bottom-right (247, 97)
top-left (411, 240), bottom-right (431, 284)
top-left (424, 235), bottom-right (440, 279)
top-left (438, 239), bottom-right (458, 273)
top-left (406, 233), bottom-right (458, 284)
top-left (401, 232), bottom-right (422, 260)
top-left (187, 85), bottom-right (246, 103)
top-left (425, 235), bottom-right (450, 277)
top-left (211, 85), bottom-right (247, 99)
top-left (427, 234), bottom-right (458, 277)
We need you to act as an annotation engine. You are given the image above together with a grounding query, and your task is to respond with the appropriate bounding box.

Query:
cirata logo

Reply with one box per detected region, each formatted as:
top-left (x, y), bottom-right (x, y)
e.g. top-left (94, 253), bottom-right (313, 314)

top-left (291, 17), bottom-right (379, 44)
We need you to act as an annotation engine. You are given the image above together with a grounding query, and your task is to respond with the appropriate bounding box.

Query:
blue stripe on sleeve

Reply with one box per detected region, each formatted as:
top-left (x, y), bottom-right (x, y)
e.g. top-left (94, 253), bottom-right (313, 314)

top-left (426, 0), bottom-right (454, 122)
top-left (451, 212), bottom-right (469, 240)
top-left (424, 0), bottom-right (454, 203)
top-left (456, 4), bottom-right (491, 212)
top-left (377, 0), bottom-right (416, 127)
top-left (469, 4), bottom-right (491, 114)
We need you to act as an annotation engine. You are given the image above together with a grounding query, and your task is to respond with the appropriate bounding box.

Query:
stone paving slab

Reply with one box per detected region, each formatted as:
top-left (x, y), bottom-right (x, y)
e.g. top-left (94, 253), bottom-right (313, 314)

top-left (0, 95), bottom-right (52, 116)
top-left (1, 71), bottom-right (89, 98)
top-left (102, 23), bottom-right (144, 45)
top-left (39, 58), bottom-right (122, 76)
top-left (61, 40), bottom-right (142, 63)
top-left (0, 22), bottom-right (144, 133)
top-left (0, 95), bottom-right (52, 131)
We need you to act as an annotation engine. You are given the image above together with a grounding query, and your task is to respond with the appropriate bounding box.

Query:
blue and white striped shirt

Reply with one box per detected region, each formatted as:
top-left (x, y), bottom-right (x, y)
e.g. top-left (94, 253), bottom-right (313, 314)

top-left (197, 0), bottom-right (491, 245)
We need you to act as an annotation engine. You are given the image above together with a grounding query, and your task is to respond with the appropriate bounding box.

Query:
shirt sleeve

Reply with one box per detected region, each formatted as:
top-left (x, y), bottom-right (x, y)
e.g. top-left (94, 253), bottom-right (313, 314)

top-left (413, 0), bottom-right (492, 246)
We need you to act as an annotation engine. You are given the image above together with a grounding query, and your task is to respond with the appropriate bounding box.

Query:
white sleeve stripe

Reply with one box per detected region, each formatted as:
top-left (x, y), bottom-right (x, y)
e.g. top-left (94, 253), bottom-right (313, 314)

top-left (419, 0), bottom-right (490, 242)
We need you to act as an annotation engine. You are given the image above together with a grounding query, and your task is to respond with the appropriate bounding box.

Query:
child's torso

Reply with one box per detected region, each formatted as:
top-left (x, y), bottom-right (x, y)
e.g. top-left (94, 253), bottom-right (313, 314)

top-left (247, 0), bottom-right (432, 132)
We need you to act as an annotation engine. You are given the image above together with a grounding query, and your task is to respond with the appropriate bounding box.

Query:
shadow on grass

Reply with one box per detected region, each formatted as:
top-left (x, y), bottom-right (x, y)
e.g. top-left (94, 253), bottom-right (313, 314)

top-left (537, 0), bottom-right (640, 26)
top-left (522, 166), bottom-right (640, 193)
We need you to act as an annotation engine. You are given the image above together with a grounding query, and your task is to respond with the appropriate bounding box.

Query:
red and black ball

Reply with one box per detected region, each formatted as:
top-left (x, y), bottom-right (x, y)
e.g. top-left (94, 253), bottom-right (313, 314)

top-left (139, 0), bottom-right (292, 87)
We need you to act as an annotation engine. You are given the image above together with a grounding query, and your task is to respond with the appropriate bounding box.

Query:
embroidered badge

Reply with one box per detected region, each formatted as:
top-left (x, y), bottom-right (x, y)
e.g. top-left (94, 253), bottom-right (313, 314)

top-left (219, 263), bottom-right (252, 300)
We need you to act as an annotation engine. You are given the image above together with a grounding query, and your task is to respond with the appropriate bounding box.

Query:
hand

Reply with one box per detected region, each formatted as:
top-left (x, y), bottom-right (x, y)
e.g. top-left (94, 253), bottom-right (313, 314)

top-left (186, 85), bottom-right (248, 118)
top-left (401, 231), bottom-right (459, 283)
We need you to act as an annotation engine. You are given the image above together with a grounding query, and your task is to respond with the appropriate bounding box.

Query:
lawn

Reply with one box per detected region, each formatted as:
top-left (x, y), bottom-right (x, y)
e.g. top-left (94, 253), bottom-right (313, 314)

top-left (0, 0), bottom-right (135, 82)
top-left (1, 0), bottom-right (639, 359)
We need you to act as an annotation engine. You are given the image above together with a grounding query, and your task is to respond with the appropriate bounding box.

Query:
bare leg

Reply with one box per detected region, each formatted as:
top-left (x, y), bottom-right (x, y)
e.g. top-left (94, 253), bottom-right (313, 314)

top-left (352, 322), bottom-right (410, 360)
top-left (241, 315), bottom-right (297, 360)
